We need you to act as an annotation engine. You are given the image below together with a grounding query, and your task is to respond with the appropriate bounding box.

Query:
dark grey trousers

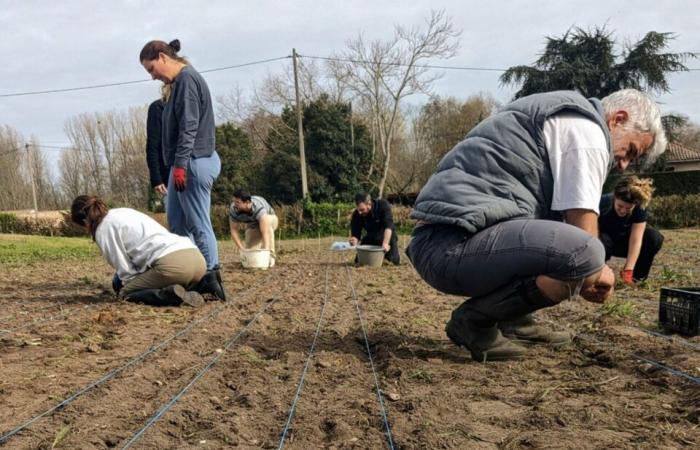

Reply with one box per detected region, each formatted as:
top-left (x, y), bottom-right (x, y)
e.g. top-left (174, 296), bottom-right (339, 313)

top-left (407, 220), bottom-right (605, 304)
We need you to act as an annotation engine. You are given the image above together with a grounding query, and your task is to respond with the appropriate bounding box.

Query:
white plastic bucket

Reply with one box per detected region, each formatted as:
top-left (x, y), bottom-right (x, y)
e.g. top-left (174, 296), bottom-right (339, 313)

top-left (356, 245), bottom-right (384, 267)
top-left (240, 249), bottom-right (271, 269)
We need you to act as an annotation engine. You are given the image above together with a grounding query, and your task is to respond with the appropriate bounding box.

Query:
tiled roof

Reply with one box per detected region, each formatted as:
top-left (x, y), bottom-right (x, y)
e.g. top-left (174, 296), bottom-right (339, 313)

top-left (666, 142), bottom-right (700, 162)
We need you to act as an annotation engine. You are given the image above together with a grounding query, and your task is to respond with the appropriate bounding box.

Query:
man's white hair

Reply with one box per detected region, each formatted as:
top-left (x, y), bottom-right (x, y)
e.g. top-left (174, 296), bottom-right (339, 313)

top-left (601, 89), bottom-right (667, 165)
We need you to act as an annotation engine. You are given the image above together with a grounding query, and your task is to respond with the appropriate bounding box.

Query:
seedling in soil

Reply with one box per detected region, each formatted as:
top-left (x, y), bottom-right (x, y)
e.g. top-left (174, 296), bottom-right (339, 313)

top-left (408, 369), bottom-right (434, 383)
top-left (601, 300), bottom-right (637, 319)
top-left (659, 266), bottom-right (691, 284)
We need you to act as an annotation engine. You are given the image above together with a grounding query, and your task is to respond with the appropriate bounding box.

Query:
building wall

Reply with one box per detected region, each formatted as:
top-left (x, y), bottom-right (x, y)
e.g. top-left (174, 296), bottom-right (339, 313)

top-left (668, 161), bottom-right (700, 172)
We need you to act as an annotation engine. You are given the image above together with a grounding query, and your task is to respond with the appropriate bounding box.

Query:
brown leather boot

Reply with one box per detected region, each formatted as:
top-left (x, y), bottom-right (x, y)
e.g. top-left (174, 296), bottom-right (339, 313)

top-left (499, 314), bottom-right (571, 345)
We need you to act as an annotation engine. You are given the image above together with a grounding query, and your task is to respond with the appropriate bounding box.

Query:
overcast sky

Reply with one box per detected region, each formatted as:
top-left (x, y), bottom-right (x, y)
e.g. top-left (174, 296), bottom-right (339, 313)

top-left (2, 0), bottom-right (699, 167)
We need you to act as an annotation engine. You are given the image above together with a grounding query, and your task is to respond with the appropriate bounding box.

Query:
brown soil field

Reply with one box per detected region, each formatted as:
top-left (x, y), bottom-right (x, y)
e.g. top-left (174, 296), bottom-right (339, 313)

top-left (0, 230), bottom-right (699, 449)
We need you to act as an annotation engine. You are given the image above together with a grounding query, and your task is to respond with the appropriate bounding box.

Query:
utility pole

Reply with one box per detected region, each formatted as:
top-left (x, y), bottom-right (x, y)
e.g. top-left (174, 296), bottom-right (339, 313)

top-left (349, 101), bottom-right (354, 150)
top-left (292, 48), bottom-right (309, 199)
top-left (25, 143), bottom-right (38, 218)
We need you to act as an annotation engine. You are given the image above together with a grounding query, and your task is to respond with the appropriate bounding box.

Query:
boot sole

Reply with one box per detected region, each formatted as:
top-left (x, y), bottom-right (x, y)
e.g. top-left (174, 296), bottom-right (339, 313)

top-left (501, 334), bottom-right (571, 347)
top-left (172, 285), bottom-right (205, 307)
top-left (182, 292), bottom-right (205, 307)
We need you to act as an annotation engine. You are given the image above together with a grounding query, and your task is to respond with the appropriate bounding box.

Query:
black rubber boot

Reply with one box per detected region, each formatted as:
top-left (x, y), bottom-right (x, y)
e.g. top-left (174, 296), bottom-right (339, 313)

top-left (193, 269), bottom-right (227, 301)
top-left (445, 277), bottom-right (559, 362)
top-left (124, 285), bottom-right (204, 307)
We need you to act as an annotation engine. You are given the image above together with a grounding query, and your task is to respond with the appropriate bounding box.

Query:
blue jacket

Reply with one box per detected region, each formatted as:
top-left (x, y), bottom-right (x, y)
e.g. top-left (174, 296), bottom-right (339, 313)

top-left (162, 65), bottom-right (216, 168)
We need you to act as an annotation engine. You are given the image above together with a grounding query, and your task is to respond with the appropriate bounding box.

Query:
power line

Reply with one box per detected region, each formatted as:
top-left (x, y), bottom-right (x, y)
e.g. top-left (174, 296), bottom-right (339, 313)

top-left (299, 53), bottom-right (700, 73)
top-left (299, 54), bottom-right (507, 72)
top-left (0, 56), bottom-right (291, 98)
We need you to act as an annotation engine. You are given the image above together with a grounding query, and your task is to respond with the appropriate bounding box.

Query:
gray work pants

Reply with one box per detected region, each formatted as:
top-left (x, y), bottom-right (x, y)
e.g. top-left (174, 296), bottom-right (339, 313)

top-left (407, 220), bottom-right (605, 305)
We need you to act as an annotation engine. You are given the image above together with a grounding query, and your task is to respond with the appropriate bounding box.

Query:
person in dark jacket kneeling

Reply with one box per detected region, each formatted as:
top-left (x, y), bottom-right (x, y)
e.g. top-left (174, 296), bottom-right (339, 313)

top-left (349, 192), bottom-right (400, 265)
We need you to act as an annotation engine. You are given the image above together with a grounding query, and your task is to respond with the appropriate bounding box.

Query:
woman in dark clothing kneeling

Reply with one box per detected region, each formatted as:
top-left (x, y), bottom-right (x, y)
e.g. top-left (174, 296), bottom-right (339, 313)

top-left (598, 176), bottom-right (664, 284)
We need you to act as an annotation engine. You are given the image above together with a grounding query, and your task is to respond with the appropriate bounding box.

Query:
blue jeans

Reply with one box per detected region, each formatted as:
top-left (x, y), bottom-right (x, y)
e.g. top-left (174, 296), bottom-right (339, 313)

top-left (167, 151), bottom-right (221, 270)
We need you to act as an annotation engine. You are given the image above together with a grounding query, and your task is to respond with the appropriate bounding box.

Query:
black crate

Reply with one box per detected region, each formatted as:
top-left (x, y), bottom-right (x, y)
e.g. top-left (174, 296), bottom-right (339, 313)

top-left (658, 287), bottom-right (700, 336)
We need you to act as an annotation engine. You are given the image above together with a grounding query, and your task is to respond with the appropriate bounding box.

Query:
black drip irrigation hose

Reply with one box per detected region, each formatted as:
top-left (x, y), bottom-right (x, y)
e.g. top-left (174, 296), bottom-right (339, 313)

top-left (642, 329), bottom-right (700, 352)
top-left (571, 329), bottom-right (700, 386)
top-left (0, 305), bottom-right (220, 444)
top-left (346, 267), bottom-right (396, 450)
top-left (0, 273), bottom-right (275, 446)
top-left (277, 266), bottom-right (331, 449)
top-left (120, 296), bottom-right (279, 449)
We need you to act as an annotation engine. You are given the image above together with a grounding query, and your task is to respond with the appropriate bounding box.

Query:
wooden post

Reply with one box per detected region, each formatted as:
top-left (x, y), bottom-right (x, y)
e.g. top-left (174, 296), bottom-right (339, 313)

top-left (292, 48), bottom-right (308, 199)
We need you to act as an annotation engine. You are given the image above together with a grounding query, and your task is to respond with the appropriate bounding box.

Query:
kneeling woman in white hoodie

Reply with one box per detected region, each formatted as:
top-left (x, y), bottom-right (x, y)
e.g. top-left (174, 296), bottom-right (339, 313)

top-left (70, 195), bottom-right (207, 307)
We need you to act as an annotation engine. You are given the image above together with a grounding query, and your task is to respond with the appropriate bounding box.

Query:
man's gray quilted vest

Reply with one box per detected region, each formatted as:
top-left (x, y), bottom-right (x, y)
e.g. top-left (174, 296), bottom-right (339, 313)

top-left (410, 91), bottom-right (611, 234)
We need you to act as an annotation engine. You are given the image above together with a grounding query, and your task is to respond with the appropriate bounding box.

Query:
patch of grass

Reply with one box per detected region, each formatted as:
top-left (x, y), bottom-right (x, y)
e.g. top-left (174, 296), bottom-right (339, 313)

top-left (658, 266), bottom-right (691, 284)
top-left (408, 369), bottom-right (434, 383)
top-left (410, 316), bottom-right (432, 328)
top-left (0, 234), bottom-right (97, 266)
top-left (601, 299), bottom-right (637, 318)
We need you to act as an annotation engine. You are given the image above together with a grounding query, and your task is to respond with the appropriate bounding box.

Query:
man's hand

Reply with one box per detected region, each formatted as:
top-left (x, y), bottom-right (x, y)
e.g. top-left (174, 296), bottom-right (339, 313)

top-left (349, 237), bottom-right (358, 246)
top-left (620, 269), bottom-right (634, 285)
top-left (382, 243), bottom-right (390, 252)
top-left (154, 184), bottom-right (167, 195)
top-left (173, 167), bottom-right (187, 192)
top-left (581, 265), bottom-right (615, 303)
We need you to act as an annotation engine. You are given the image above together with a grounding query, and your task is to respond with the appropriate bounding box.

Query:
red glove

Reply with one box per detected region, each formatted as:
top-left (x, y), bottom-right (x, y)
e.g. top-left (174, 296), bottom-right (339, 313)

top-left (173, 167), bottom-right (187, 192)
top-left (620, 269), bottom-right (634, 285)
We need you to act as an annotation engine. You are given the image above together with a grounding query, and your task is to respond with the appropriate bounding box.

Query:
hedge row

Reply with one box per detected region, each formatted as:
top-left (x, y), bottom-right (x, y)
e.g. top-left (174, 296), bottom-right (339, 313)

top-left (0, 212), bottom-right (84, 237)
top-left (603, 170), bottom-right (700, 196)
top-left (209, 202), bottom-right (415, 240)
top-left (2, 195), bottom-right (699, 238)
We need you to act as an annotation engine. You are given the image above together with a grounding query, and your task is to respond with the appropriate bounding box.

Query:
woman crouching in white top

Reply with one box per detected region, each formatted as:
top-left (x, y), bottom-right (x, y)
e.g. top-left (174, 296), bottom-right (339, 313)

top-left (70, 195), bottom-right (206, 307)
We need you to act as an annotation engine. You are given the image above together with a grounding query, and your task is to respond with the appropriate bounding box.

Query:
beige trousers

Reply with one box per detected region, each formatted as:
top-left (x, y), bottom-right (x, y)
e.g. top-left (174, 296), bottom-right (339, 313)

top-left (121, 248), bottom-right (207, 296)
top-left (244, 215), bottom-right (279, 253)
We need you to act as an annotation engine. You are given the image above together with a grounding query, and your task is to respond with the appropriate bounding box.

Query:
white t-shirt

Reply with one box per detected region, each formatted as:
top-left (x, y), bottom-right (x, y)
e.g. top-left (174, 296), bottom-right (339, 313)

top-left (543, 113), bottom-right (610, 214)
top-left (94, 208), bottom-right (197, 282)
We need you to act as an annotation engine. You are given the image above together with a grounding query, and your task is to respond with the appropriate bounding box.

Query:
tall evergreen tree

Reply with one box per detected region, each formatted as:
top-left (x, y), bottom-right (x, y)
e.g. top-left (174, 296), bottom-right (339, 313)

top-left (500, 27), bottom-right (695, 99)
top-left (212, 122), bottom-right (254, 205)
top-left (258, 95), bottom-right (371, 203)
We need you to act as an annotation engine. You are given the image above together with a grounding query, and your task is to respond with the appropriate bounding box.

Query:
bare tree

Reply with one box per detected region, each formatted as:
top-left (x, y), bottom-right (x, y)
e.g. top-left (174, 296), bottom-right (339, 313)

top-left (25, 138), bottom-right (60, 209)
top-left (331, 10), bottom-right (460, 196)
top-left (60, 106), bottom-right (149, 208)
top-left (0, 126), bottom-right (31, 210)
top-left (414, 93), bottom-right (497, 182)
top-left (59, 146), bottom-right (85, 203)
top-left (64, 113), bottom-right (105, 196)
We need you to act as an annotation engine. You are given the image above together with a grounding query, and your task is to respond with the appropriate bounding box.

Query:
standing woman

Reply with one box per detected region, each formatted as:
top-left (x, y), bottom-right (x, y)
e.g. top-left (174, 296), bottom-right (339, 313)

top-left (70, 195), bottom-right (206, 307)
top-left (139, 39), bottom-right (226, 300)
top-left (598, 176), bottom-right (664, 284)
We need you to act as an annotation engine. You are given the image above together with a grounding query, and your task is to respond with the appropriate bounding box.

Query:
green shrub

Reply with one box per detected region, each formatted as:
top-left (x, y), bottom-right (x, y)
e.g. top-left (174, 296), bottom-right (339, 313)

top-left (604, 171), bottom-right (700, 196)
top-left (210, 200), bottom-right (415, 240)
top-left (0, 213), bottom-right (18, 233)
top-left (648, 194), bottom-right (700, 228)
